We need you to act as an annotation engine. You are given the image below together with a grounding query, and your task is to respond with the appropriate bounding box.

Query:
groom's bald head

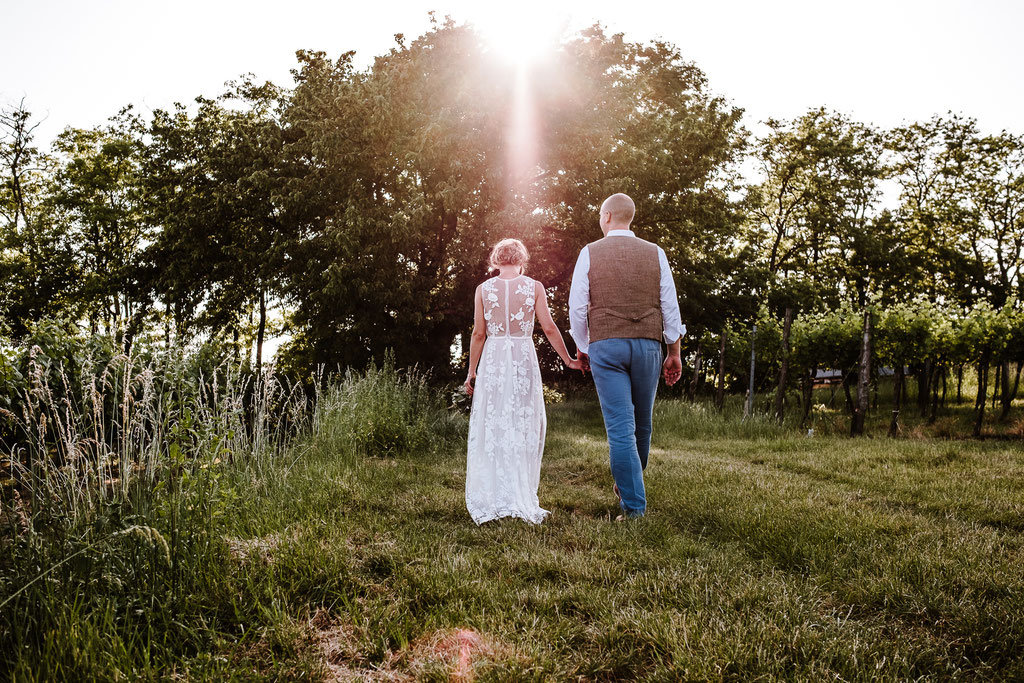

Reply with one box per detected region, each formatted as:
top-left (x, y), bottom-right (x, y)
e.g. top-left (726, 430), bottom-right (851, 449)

top-left (600, 193), bottom-right (636, 233)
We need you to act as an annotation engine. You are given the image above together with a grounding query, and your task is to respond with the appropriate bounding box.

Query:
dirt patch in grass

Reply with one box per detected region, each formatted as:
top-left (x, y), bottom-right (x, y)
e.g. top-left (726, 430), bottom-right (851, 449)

top-left (223, 529), bottom-right (300, 565)
top-left (397, 628), bottom-right (513, 681)
top-left (311, 610), bottom-right (515, 682)
top-left (310, 610), bottom-right (397, 682)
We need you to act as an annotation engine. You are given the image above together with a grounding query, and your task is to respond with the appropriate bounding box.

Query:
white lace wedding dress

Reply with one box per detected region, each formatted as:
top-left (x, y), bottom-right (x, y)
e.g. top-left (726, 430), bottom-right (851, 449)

top-left (466, 275), bottom-right (549, 525)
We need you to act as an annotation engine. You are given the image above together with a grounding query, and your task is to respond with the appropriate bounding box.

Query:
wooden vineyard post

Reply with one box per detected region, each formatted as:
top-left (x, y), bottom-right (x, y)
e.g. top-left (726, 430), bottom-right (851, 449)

top-left (688, 341), bottom-right (702, 401)
top-left (851, 308), bottom-right (872, 436)
top-left (774, 307), bottom-right (792, 422)
top-left (744, 325), bottom-right (756, 419)
top-left (715, 333), bottom-right (726, 411)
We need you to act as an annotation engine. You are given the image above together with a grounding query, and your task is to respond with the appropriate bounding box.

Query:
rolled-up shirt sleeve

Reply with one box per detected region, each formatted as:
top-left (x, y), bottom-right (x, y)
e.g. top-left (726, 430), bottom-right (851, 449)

top-left (568, 247), bottom-right (591, 354)
top-left (657, 247), bottom-right (685, 344)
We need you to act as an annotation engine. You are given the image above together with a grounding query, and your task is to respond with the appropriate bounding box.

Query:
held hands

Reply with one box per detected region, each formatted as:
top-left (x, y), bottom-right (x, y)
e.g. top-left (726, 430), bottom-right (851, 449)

top-left (565, 352), bottom-right (589, 373)
top-left (463, 372), bottom-right (476, 396)
top-left (662, 354), bottom-right (683, 386)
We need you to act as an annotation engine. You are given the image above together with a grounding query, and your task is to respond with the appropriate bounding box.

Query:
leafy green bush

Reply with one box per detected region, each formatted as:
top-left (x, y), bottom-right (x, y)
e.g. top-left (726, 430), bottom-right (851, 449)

top-left (0, 338), bottom-right (22, 446)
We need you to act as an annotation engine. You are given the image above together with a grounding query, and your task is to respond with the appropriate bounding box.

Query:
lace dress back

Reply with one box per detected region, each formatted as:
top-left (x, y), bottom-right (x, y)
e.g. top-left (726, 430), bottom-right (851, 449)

top-left (482, 275), bottom-right (537, 338)
top-left (466, 275), bottom-right (549, 524)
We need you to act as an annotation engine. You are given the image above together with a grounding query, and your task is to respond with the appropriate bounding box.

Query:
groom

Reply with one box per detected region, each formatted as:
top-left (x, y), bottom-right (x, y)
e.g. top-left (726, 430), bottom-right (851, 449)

top-left (568, 193), bottom-right (685, 520)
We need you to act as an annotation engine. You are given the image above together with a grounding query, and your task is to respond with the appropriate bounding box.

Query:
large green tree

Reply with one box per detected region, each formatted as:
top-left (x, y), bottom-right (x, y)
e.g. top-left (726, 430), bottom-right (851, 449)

top-left (962, 131), bottom-right (1024, 307)
top-left (745, 108), bottom-right (889, 310)
top-left (886, 114), bottom-right (981, 306)
top-left (142, 83), bottom-right (294, 362)
top-left (0, 101), bottom-right (79, 334)
top-left (50, 113), bottom-right (150, 347)
top-left (280, 20), bottom-right (746, 374)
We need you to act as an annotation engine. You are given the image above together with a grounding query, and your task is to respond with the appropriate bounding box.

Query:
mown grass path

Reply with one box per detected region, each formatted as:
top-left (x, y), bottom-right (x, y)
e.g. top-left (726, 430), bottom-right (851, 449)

top-left (224, 400), bottom-right (1023, 681)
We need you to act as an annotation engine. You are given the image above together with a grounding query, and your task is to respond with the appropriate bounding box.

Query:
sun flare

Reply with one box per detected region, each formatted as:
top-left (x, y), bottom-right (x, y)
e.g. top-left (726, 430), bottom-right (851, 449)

top-left (473, 3), bottom-right (567, 66)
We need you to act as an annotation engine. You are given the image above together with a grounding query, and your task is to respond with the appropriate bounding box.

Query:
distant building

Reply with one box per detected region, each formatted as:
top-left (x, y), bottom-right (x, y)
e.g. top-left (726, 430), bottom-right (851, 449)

top-left (813, 367), bottom-right (899, 386)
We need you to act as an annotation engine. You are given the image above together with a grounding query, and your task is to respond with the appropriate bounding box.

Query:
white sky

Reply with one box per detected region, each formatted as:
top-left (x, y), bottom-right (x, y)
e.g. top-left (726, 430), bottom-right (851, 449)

top-left (3, 0), bottom-right (1022, 146)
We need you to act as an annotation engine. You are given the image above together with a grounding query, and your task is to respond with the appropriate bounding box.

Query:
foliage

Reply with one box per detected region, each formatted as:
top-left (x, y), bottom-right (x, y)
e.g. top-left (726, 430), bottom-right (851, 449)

top-left (50, 116), bottom-right (151, 344)
top-left (746, 108), bottom-right (887, 308)
top-left (278, 21), bottom-right (745, 374)
top-left (789, 303), bottom-right (862, 376)
top-left (1, 20), bottom-right (1023, 396)
top-left (874, 297), bottom-right (941, 369)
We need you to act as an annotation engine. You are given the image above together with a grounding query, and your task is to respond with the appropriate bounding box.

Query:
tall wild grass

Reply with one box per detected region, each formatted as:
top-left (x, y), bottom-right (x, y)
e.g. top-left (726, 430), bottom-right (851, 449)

top-left (311, 356), bottom-right (465, 462)
top-left (0, 328), bottom-right (460, 680)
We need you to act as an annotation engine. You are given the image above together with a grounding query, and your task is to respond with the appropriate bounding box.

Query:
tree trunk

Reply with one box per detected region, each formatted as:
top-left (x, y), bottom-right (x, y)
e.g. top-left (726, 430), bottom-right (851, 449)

top-left (974, 352), bottom-right (990, 438)
top-left (999, 360), bottom-right (1019, 422)
top-left (917, 359), bottom-right (931, 417)
top-left (800, 365), bottom-right (816, 429)
top-left (851, 308), bottom-right (872, 437)
top-left (688, 340), bottom-right (702, 401)
top-left (941, 367), bottom-right (947, 407)
top-left (888, 365), bottom-right (904, 437)
top-left (715, 333), bottom-right (726, 412)
top-left (992, 362), bottom-right (1002, 410)
top-left (256, 286), bottom-right (267, 367)
top-left (774, 308), bottom-right (792, 422)
top-left (174, 299), bottom-right (185, 342)
top-left (1012, 363), bottom-right (1023, 418)
top-left (928, 363), bottom-right (941, 425)
top-left (956, 364), bottom-right (963, 404)
top-left (842, 373), bottom-right (855, 415)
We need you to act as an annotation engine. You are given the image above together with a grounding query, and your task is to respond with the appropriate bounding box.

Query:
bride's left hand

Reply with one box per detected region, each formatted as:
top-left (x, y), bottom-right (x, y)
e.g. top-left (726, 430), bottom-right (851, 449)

top-left (463, 373), bottom-right (476, 395)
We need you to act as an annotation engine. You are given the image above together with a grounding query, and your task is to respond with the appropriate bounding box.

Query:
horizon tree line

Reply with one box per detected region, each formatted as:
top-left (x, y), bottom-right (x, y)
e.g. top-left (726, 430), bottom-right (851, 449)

top-left (2, 19), bottom-right (1022, 421)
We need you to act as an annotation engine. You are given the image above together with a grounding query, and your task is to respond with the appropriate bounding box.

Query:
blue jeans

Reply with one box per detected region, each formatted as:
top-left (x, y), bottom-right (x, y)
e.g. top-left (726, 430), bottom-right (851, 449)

top-left (589, 338), bottom-right (662, 517)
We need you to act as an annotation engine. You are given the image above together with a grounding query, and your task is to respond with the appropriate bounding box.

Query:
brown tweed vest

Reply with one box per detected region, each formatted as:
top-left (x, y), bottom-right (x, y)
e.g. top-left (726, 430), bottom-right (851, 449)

top-left (587, 235), bottom-right (663, 344)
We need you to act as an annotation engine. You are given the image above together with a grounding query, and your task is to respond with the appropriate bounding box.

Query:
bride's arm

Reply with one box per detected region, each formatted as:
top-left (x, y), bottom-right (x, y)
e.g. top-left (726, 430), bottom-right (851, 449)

top-left (464, 285), bottom-right (486, 394)
top-left (535, 281), bottom-right (581, 370)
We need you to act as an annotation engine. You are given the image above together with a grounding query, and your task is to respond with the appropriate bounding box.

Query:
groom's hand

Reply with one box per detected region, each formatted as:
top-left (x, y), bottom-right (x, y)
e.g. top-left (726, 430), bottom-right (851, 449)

top-left (662, 354), bottom-right (682, 386)
top-left (578, 353), bottom-right (590, 375)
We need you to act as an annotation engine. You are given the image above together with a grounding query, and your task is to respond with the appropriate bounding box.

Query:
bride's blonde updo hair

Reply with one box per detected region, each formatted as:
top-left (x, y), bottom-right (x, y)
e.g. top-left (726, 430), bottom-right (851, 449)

top-left (488, 238), bottom-right (529, 272)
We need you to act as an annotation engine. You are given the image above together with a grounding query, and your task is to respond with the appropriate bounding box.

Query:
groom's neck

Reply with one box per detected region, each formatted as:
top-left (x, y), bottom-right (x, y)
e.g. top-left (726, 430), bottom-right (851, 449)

top-left (602, 223), bottom-right (632, 235)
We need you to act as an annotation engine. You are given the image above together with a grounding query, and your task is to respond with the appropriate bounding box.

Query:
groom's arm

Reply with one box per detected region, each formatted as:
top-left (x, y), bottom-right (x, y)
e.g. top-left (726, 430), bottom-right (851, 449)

top-left (657, 247), bottom-right (685, 346)
top-left (567, 247), bottom-right (591, 359)
top-left (658, 247), bottom-right (684, 385)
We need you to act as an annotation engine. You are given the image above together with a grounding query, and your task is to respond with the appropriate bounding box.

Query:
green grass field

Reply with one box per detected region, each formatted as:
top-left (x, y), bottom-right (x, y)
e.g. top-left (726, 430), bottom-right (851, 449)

top-left (4, 389), bottom-right (1023, 681)
top-left (181, 402), bottom-right (1024, 679)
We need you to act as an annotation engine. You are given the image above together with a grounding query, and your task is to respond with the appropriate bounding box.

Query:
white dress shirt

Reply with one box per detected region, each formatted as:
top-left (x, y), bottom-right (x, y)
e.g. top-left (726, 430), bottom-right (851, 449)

top-left (568, 229), bottom-right (685, 355)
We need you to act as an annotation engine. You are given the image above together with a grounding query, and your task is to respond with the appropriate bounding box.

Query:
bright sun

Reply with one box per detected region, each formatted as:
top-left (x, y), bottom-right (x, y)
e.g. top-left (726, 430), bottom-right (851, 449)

top-left (473, 4), bottom-right (567, 66)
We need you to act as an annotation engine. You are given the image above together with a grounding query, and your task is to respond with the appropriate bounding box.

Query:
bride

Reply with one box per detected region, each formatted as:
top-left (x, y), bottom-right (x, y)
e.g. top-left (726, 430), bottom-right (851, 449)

top-left (464, 238), bottom-right (581, 525)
